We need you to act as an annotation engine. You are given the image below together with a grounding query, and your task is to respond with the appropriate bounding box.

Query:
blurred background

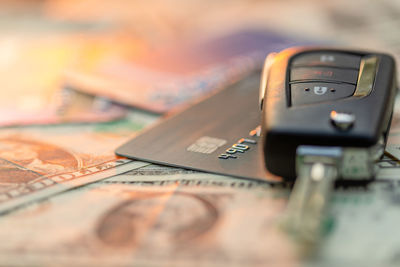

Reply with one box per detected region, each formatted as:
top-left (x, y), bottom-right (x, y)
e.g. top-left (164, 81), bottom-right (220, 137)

top-left (0, 1), bottom-right (400, 265)
top-left (0, 0), bottom-right (399, 126)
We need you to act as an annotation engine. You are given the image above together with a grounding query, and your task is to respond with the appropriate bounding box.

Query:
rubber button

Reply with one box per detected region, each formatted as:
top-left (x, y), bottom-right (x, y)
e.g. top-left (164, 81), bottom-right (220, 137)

top-left (292, 52), bottom-right (361, 69)
top-left (291, 82), bottom-right (356, 106)
top-left (291, 67), bottom-right (359, 84)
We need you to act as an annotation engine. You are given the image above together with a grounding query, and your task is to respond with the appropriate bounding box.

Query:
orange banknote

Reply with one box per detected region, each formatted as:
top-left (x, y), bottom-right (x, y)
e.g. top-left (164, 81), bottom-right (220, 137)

top-left (0, 34), bottom-right (127, 127)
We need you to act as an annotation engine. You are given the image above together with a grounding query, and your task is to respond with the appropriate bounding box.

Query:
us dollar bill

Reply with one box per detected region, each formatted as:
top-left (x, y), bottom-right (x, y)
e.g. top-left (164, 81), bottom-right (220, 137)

top-left (0, 181), bottom-right (298, 267)
top-left (0, 110), bottom-right (157, 214)
top-left (102, 164), bottom-right (274, 189)
top-left (1, 166), bottom-right (400, 266)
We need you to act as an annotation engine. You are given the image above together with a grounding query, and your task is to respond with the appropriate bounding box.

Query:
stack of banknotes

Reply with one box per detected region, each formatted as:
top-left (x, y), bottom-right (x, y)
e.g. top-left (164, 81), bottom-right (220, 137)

top-left (1, 0), bottom-right (400, 266)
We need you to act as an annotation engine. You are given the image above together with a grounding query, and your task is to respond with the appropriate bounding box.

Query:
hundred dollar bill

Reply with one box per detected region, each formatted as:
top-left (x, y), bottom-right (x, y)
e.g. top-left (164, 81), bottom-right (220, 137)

top-left (102, 164), bottom-right (274, 189)
top-left (1, 169), bottom-right (400, 266)
top-left (0, 110), bottom-right (158, 213)
top-left (98, 163), bottom-right (400, 266)
top-left (312, 181), bottom-right (400, 267)
top-left (0, 182), bottom-right (298, 267)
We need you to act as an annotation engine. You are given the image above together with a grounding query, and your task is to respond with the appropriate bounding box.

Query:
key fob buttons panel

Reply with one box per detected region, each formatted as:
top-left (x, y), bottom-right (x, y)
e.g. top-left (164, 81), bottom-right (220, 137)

top-left (289, 51), bottom-right (376, 106)
top-left (291, 82), bottom-right (356, 106)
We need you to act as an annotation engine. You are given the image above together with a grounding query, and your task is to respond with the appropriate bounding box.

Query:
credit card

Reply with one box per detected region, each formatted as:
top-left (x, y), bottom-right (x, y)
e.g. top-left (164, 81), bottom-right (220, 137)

top-left (116, 71), bottom-right (282, 183)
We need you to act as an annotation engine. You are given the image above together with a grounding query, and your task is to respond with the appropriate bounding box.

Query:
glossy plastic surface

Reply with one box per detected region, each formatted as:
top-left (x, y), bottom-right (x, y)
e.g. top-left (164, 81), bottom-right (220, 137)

top-left (261, 47), bottom-right (397, 179)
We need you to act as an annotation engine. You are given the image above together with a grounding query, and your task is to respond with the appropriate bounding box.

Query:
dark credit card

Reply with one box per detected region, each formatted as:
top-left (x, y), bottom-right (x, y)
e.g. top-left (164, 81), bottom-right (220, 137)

top-left (116, 71), bottom-right (282, 183)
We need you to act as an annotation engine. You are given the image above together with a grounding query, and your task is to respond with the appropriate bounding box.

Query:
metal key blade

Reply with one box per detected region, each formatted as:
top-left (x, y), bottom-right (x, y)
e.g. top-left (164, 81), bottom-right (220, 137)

top-left (280, 146), bottom-right (341, 246)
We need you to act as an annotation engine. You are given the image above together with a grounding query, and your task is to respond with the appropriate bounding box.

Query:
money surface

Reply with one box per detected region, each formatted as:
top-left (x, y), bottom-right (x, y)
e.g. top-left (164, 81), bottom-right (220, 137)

top-left (0, 180), bottom-right (298, 267)
top-left (103, 164), bottom-right (275, 189)
top-left (0, 162), bottom-right (400, 266)
top-left (0, 1), bottom-right (399, 266)
top-left (0, 110), bottom-right (158, 214)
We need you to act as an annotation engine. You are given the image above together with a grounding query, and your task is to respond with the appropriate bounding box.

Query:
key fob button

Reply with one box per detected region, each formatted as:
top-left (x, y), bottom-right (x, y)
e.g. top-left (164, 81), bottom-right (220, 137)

top-left (290, 67), bottom-right (359, 84)
top-left (291, 52), bottom-right (361, 69)
top-left (330, 111), bottom-right (355, 131)
top-left (291, 82), bottom-right (356, 106)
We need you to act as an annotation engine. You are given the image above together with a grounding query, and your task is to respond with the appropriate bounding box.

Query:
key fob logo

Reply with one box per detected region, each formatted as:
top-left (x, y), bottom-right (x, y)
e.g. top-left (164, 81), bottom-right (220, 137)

top-left (314, 86), bottom-right (327, 95)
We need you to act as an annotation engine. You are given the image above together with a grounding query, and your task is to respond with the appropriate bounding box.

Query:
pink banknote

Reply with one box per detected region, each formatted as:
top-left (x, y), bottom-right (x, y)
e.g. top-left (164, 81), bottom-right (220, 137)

top-left (65, 30), bottom-right (299, 113)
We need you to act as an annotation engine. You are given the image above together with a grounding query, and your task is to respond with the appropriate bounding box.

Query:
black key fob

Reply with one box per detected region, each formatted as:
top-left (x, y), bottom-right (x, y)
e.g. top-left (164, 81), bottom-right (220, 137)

top-left (259, 47), bottom-right (397, 179)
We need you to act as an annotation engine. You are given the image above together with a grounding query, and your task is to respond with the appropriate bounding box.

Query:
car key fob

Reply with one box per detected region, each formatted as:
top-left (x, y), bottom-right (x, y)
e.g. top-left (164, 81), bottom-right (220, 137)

top-left (259, 47), bottom-right (397, 180)
top-left (259, 47), bottom-right (397, 246)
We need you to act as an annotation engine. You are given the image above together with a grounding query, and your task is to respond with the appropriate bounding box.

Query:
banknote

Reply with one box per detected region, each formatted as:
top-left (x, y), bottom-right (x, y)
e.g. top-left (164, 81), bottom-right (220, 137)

top-left (0, 35), bottom-right (127, 127)
top-left (103, 164), bottom-right (275, 190)
top-left (314, 180), bottom-right (400, 267)
top-left (103, 144), bottom-right (400, 183)
top-left (0, 108), bottom-right (160, 213)
top-left (46, 0), bottom-right (400, 74)
top-left (64, 29), bottom-right (300, 113)
top-left (105, 158), bottom-right (400, 192)
top-left (0, 182), bottom-right (298, 267)
top-left (0, 163), bottom-right (400, 266)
